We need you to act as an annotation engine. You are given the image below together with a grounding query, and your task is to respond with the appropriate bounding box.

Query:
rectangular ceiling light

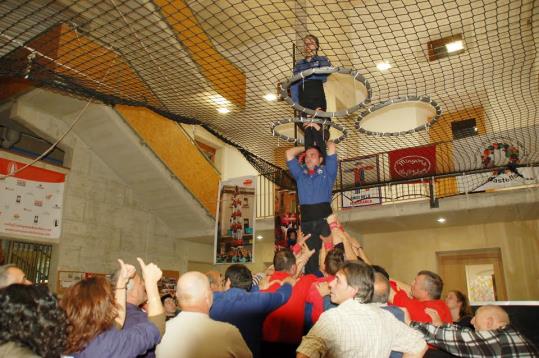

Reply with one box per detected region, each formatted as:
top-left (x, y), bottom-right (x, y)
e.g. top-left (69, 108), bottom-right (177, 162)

top-left (427, 34), bottom-right (465, 61)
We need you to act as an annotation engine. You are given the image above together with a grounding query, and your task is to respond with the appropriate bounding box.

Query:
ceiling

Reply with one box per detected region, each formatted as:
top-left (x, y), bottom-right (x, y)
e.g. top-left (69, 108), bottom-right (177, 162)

top-left (0, 0), bottom-right (538, 189)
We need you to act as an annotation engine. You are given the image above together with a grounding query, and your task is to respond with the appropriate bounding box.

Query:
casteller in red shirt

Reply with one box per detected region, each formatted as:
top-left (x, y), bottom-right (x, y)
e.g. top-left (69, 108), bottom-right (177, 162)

top-left (390, 272), bottom-right (452, 324)
top-left (262, 271), bottom-right (318, 344)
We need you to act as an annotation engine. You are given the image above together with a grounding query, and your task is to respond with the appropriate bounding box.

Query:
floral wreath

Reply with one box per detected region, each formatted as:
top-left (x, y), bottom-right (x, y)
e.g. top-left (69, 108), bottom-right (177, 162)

top-left (481, 142), bottom-right (521, 168)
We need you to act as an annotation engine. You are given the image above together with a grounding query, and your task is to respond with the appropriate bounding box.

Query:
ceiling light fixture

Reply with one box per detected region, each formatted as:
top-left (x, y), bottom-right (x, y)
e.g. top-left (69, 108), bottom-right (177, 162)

top-left (256, 235), bottom-right (263, 240)
top-left (217, 107), bottom-right (230, 114)
top-left (445, 40), bottom-right (464, 53)
top-left (427, 34), bottom-right (465, 61)
top-left (437, 217), bottom-right (446, 223)
top-left (263, 93), bottom-right (277, 101)
top-left (210, 94), bottom-right (229, 106)
top-left (376, 61), bottom-right (391, 72)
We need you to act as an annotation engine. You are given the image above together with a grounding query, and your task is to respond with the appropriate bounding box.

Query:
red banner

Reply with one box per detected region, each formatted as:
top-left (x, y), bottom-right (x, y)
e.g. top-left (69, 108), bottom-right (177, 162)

top-left (389, 145), bottom-right (436, 180)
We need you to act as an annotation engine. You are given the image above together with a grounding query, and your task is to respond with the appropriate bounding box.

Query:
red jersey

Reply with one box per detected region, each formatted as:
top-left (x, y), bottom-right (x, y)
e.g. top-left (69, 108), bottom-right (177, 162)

top-left (391, 281), bottom-right (452, 324)
top-left (262, 271), bottom-right (318, 343)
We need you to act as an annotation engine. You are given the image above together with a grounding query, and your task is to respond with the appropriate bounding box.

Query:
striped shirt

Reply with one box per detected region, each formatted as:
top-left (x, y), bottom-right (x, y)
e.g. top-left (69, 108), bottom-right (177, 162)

top-left (411, 322), bottom-right (539, 357)
top-left (297, 299), bottom-right (426, 358)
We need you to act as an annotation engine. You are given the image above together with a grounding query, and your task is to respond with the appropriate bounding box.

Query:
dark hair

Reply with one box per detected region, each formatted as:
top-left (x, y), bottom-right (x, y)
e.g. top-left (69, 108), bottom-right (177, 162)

top-left (304, 34), bottom-right (320, 50)
top-left (449, 290), bottom-right (473, 319)
top-left (325, 247), bottom-right (345, 275)
top-left (61, 276), bottom-right (118, 353)
top-left (225, 264), bottom-right (252, 291)
top-left (341, 261), bottom-right (374, 303)
top-left (161, 293), bottom-right (173, 304)
top-left (417, 270), bottom-right (444, 300)
top-left (0, 284), bottom-right (68, 358)
top-left (273, 248), bottom-right (296, 272)
top-left (372, 265), bottom-right (390, 280)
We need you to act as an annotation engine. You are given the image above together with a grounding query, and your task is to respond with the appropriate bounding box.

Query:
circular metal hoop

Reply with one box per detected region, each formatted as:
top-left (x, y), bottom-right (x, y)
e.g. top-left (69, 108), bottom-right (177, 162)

top-left (280, 66), bottom-right (372, 118)
top-left (354, 95), bottom-right (442, 136)
top-left (271, 117), bottom-right (348, 145)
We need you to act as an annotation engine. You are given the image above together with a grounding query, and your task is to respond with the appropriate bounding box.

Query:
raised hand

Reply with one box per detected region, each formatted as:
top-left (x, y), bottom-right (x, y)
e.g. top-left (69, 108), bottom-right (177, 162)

top-left (116, 259), bottom-right (136, 288)
top-left (425, 308), bottom-right (443, 327)
top-left (136, 257), bottom-right (163, 284)
top-left (316, 281), bottom-right (330, 297)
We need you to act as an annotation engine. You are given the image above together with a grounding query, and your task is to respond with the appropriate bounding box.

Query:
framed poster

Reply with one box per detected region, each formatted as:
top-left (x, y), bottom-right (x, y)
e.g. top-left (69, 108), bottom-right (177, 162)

top-left (340, 154), bottom-right (382, 208)
top-left (214, 176), bottom-right (256, 264)
top-left (0, 156), bottom-right (66, 239)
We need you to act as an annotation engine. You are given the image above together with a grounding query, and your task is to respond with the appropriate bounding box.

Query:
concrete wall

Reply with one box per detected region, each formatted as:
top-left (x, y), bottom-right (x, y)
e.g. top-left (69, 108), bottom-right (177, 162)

top-left (358, 219), bottom-right (539, 300)
top-left (8, 103), bottom-right (206, 291)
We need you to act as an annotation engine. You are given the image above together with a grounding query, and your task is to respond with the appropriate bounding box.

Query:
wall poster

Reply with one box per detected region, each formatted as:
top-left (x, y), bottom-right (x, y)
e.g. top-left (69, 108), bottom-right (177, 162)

top-left (214, 176), bottom-right (256, 264)
top-left (0, 156), bottom-right (65, 239)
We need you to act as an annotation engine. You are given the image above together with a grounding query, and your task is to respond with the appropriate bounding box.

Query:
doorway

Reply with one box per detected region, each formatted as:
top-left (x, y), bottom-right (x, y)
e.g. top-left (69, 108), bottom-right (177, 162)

top-left (437, 248), bottom-right (507, 302)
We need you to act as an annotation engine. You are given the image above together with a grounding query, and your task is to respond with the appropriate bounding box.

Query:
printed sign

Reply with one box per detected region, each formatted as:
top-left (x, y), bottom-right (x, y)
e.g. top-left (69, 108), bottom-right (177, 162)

top-left (0, 157), bottom-right (65, 239)
top-left (389, 145), bottom-right (436, 180)
top-left (340, 154), bottom-right (382, 208)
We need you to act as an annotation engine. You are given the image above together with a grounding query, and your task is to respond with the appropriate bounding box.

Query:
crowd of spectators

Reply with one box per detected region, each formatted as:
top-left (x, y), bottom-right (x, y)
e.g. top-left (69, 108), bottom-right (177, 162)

top-left (1, 216), bottom-right (537, 358)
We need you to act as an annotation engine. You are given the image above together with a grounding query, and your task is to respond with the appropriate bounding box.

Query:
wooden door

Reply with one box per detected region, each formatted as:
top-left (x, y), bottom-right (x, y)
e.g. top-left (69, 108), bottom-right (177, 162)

top-left (437, 248), bottom-right (507, 301)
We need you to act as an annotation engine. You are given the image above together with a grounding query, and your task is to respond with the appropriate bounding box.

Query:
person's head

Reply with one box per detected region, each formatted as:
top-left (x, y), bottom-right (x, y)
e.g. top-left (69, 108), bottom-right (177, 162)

top-left (111, 268), bottom-right (147, 306)
top-left (176, 271), bottom-right (213, 313)
top-left (446, 290), bottom-right (472, 319)
top-left (0, 284), bottom-right (67, 358)
top-left (61, 276), bottom-right (118, 353)
top-left (126, 273), bottom-right (147, 306)
top-left (303, 34), bottom-right (319, 58)
top-left (224, 264), bottom-right (252, 291)
top-left (372, 271), bottom-right (391, 304)
top-left (411, 270), bottom-right (443, 301)
top-left (324, 247), bottom-right (345, 276)
top-left (161, 294), bottom-right (177, 315)
top-left (288, 230), bottom-right (297, 241)
top-left (273, 248), bottom-right (297, 276)
top-left (329, 261), bottom-right (374, 304)
top-left (471, 305), bottom-right (510, 331)
top-left (206, 270), bottom-right (224, 292)
top-left (372, 265), bottom-right (390, 280)
top-left (304, 147), bottom-right (323, 170)
top-left (0, 264), bottom-right (31, 289)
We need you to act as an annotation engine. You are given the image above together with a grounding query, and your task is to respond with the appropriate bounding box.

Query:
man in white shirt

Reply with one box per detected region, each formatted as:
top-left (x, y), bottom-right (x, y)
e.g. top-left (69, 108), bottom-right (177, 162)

top-left (156, 271), bottom-right (252, 358)
top-left (296, 261), bottom-right (427, 358)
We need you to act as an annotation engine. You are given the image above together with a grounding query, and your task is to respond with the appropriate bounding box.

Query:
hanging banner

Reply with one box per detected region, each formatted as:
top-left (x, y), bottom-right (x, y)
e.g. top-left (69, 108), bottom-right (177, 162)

top-left (457, 166), bottom-right (539, 193)
top-left (340, 155), bottom-right (382, 208)
top-left (0, 157), bottom-right (65, 239)
top-left (389, 144), bottom-right (436, 180)
top-left (214, 176), bottom-right (256, 264)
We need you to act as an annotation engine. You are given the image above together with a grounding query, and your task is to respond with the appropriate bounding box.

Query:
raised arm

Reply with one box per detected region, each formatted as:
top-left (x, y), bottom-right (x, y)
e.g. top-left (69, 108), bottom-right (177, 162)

top-left (114, 259), bottom-right (136, 328)
top-left (326, 141), bottom-right (336, 156)
top-left (137, 257), bottom-right (165, 336)
top-left (286, 146), bottom-right (305, 161)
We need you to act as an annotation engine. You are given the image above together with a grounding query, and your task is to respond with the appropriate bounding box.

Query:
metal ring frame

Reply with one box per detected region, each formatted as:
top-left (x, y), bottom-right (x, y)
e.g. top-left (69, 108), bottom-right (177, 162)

top-left (354, 95), bottom-right (442, 136)
top-left (280, 67), bottom-right (372, 118)
top-left (271, 117), bottom-right (348, 145)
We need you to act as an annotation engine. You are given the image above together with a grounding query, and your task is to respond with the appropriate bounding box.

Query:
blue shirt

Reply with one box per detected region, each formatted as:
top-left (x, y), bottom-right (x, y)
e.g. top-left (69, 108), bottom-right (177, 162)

top-left (124, 304), bottom-right (158, 358)
top-left (287, 154), bottom-right (337, 205)
top-left (382, 305), bottom-right (405, 358)
top-left (73, 316), bottom-right (160, 358)
top-left (290, 55), bottom-right (332, 103)
top-left (210, 285), bottom-right (292, 358)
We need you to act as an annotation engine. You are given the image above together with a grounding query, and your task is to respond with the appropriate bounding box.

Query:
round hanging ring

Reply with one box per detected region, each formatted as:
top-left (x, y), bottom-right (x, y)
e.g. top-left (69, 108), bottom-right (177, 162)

top-left (270, 117), bottom-right (348, 145)
top-left (280, 66), bottom-right (372, 118)
top-left (354, 95), bottom-right (442, 136)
